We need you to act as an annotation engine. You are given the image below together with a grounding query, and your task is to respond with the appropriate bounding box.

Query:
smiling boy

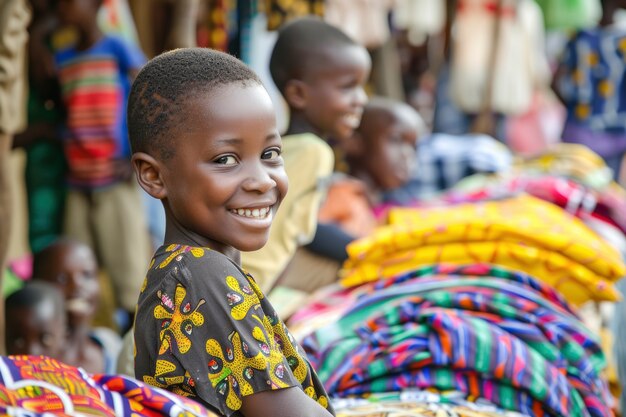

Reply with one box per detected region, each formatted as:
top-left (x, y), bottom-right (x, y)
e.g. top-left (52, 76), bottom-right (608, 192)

top-left (241, 17), bottom-right (371, 292)
top-left (129, 48), bottom-right (333, 417)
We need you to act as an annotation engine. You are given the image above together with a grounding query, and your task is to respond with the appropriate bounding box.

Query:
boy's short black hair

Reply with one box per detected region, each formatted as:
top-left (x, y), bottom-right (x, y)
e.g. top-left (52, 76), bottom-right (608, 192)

top-left (269, 17), bottom-right (359, 94)
top-left (128, 48), bottom-right (263, 160)
top-left (6, 281), bottom-right (65, 314)
top-left (32, 237), bottom-right (84, 279)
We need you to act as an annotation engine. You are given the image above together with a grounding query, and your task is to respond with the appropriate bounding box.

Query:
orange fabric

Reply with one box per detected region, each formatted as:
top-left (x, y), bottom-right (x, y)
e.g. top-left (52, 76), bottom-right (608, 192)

top-left (318, 178), bottom-right (378, 238)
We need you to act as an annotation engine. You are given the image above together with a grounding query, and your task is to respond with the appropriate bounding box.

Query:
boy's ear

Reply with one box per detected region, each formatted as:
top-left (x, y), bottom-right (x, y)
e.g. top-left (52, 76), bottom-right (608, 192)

top-left (132, 152), bottom-right (167, 199)
top-left (283, 79), bottom-right (309, 110)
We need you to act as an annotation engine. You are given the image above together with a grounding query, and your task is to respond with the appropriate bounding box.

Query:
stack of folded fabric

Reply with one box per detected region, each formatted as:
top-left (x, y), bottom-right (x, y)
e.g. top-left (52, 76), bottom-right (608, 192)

top-left (292, 156), bottom-right (626, 416)
top-left (342, 194), bottom-right (624, 305)
top-left (295, 264), bottom-right (614, 417)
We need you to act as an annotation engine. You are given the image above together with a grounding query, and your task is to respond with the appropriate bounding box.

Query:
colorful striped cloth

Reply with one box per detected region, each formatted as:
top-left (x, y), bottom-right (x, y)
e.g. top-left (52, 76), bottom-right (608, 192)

top-left (288, 263), bottom-right (580, 338)
top-left (0, 355), bottom-right (215, 416)
top-left (298, 270), bottom-right (610, 417)
top-left (305, 306), bottom-right (592, 417)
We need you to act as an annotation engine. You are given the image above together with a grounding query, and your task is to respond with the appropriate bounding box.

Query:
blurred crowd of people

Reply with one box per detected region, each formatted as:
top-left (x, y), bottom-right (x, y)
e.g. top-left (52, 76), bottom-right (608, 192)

top-left (1, 0), bottom-right (626, 411)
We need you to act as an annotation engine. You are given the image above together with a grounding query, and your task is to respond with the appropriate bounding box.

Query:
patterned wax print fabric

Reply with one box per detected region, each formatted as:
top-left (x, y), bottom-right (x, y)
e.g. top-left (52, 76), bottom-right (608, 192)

top-left (300, 275), bottom-right (610, 417)
top-left (513, 144), bottom-right (613, 189)
top-left (55, 35), bottom-right (146, 189)
top-left (447, 173), bottom-right (626, 237)
top-left (304, 304), bottom-right (592, 417)
top-left (341, 195), bottom-right (625, 303)
top-left (134, 244), bottom-right (332, 417)
top-left (556, 27), bottom-right (626, 141)
top-left (0, 355), bottom-right (214, 416)
top-left (287, 263), bottom-right (579, 337)
top-left (304, 275), bottom-right (607, 391)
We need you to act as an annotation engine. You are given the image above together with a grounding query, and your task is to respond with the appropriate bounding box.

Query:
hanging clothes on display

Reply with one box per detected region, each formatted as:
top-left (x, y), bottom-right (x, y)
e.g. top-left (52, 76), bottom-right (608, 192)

top-left (265, 0), bottom-right (324, 30)
top-left (450, 0), bottom-right (550, 116)
top-left (393, 0), bottom-right (446, 43)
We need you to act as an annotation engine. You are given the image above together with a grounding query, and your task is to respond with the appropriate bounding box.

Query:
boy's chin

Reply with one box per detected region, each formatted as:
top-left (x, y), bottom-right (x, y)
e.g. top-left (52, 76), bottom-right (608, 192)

top-left (236, 237), bottom-right (270, 253)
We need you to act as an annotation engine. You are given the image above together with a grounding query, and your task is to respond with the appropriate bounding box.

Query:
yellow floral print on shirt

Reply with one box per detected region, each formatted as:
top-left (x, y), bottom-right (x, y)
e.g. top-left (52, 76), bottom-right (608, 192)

top-left (154, 284), bottom-right (205, 354)
top-left (135, 244), bottom-right (334, 416)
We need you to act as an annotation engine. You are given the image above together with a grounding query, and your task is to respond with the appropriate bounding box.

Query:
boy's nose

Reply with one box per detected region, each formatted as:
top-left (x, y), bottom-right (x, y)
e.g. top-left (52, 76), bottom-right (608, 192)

top-left (67, 273), bottom-right (84, 295)
top-left (354, 87), bottom-right (368, 107)
top-left (241, 163), bottom-right (277, 193)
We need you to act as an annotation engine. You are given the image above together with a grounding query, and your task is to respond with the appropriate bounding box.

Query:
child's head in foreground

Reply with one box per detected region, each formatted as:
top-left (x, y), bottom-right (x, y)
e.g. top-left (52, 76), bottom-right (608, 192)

top-left (32, 238), bottom-right (99, 330)
top-left (347, 97), bottom-right (424, 191)
top-left (269, 17), bottom-right (371, 142)
top-left (6, 281), bottom-right (67, 357)
top-left (128, 48), bottom-right (288, 258)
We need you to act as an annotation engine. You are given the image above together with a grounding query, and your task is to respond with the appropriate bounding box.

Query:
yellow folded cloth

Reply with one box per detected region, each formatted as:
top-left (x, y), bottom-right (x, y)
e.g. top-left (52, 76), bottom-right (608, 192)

top-left (341, 195), bottom-right (625, 304)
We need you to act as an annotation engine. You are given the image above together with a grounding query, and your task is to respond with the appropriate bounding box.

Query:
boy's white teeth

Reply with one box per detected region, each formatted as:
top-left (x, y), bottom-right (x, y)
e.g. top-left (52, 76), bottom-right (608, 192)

top-left (232, 206), bottom-right (270, 219)
top-left (344, 114), bottom-right (361, 128)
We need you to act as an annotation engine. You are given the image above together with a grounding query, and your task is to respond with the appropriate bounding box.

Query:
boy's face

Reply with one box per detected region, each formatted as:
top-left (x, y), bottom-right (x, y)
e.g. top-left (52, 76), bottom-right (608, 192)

top-left (6, 303), bottom-right (66, 358)
top-left (158, 83), bottom-right (288, 254)
top-left (361, 106), bottom-right (419, 190)
top-left (39, 243), bottom-right (99, 327)
top-left (57, 0), bottom-right (98, 27)
top-left (300, 45), bottom-right (370, 141)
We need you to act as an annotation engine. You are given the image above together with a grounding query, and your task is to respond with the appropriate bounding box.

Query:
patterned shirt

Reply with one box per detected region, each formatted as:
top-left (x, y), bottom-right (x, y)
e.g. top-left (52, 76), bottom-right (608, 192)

top-left (557, 26), bottom-right (626, 134)
top-left (55, 35), bottom-right (145, 189)
top-left (134, 244), bottom-right (333, 417)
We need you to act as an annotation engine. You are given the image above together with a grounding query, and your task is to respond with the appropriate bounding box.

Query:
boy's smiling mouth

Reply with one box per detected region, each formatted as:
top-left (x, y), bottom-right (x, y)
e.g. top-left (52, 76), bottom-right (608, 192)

top-left (229, 206), bottom-right (272, 219)
top-left (343, 112), bottom-right (363, 129)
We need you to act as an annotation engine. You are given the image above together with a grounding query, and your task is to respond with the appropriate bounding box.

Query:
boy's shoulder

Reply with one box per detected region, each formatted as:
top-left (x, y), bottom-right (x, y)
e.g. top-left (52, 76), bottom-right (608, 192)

top-left (150, 245), bottom-right (245, 283)
top-left (282, 132), bottom-right (333, 157)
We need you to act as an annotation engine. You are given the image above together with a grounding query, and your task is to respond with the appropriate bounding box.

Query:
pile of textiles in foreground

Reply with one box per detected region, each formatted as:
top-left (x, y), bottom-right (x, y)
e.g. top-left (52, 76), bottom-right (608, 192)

top-left (290, 192), bottom-right (625, 417)
top-left (0, 355), bottom-right (216, 416)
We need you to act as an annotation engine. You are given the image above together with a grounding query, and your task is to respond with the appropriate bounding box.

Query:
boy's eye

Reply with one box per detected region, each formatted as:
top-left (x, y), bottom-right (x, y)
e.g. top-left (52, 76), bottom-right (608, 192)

top-left (261, 149), bottom-right (281, 160)
top-left (56, 273), bottom-right (68, 285)
top-left (214, 155), bottom-right (237, 165)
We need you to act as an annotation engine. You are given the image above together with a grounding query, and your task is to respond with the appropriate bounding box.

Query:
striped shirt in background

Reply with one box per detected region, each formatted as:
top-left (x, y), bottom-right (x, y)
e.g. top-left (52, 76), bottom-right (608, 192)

top-left (55, 35), bottom-right (145, 189)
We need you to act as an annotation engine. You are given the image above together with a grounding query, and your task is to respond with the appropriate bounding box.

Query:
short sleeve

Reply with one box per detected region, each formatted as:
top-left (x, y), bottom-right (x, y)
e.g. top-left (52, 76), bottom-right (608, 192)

top-left (138, 249), bottom-right (307, 416)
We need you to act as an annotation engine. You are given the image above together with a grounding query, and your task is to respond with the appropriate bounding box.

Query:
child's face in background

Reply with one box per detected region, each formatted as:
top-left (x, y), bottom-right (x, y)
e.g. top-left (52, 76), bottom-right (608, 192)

top-left (39, 243), bottom-right (100, 328)
top-left (360, 106), bottom-right (419, 190)
top-left (57, 0), bottom-right (98, 27)
top-left (301, 45), bottom-right (370, 142)
top-left (6, 301), bottom-right (66, 358)
top-left (159, 83), bottom-right (288, 254)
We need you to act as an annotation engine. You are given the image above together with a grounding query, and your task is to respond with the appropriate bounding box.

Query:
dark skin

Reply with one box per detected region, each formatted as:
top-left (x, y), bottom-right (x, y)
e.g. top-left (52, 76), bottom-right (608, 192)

top-left (283, 44), bottom-right (370, 146)
top-left (132, 83), bottom-right (331, 416)
top-left (347, 100), bottom-right (420, 200)
top-left (6, 300), bottom-right (67, 358)
top-left (34, 241), bottom-right (105, 374)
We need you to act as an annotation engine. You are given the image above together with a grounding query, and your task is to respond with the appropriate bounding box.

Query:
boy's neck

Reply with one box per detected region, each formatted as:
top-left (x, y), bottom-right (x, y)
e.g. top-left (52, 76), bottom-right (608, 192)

top-left (163, 216), bottom-right (242, 265)
top-left (76, 25), bottom-right (103, 51)
top-left (285, 111), bottom-right (325, 139)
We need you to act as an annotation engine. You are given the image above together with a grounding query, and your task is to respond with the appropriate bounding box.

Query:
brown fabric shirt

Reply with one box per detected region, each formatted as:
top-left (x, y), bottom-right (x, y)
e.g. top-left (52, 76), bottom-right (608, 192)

top-left (134, 244), bottom-right (334, 417)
